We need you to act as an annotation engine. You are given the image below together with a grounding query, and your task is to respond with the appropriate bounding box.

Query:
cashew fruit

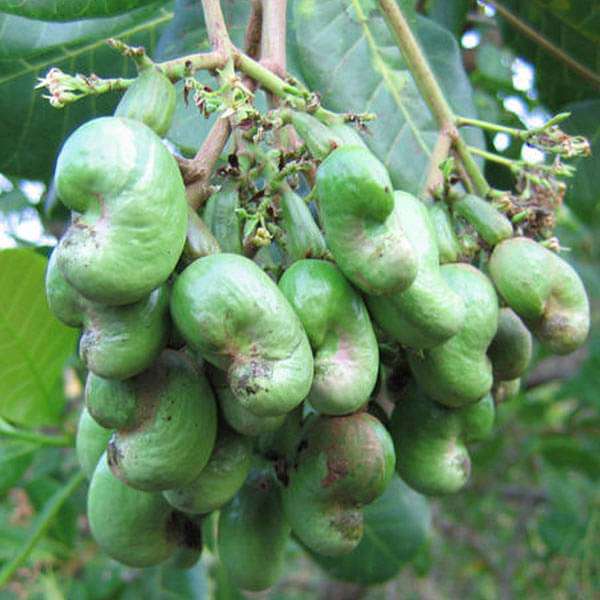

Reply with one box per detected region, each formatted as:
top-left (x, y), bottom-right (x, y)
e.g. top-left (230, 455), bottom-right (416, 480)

top-left (85, 372), bottom-right (137, 430)
top-left (282, 413), bottom-right (395, 556)
top-left (163, 428), bottom-right (252, 514)
top-left (327, 122), bottom-right (367, 148)
top-left (171, 253), bottom-right (314, 417)
top-left (280, 185), bottom-right (328, 262)
top-left (489, 237), bottom-right (590, 354)
top-left (367, 192), bottom-right (465, 349)
top-left (279, 259), bottom-right (379, 415)
top-left (106, 351), bottom-right (217, 491)
top-left (53, 116), bottom-right (187, 305)
top-left (46, 250), bottom-right (169, 380)
top-left (488, 307), bottom-right (532, 380)
top-left (115, 67), bottom-right (176, 137)
top-left (181, 207), bottom-right (221, 265)
top-left (390, 384), bottom-right (494, 496)
top-left (316, 146), bottom-right (417, 295)
top-left (453, 194), bottom-right (513, 246)
top-left (76, 407), bottom-right (112, 480)
top-left (428, 203), bottom-right (460, 264)
top-left (203, 182), bottom-right (243, 254)
top-left (88, 453), bottom-right (201, 568)
top-left (208, 366), bottom-right (285, 436)
top-left (218, 463), bottom-right (290, 591)
top-left (289, 110), bottom-right (342, 159)
top-left (493, 378), bottom-right (521, 403)
top-left (409, 263), bottom-right (498, 407)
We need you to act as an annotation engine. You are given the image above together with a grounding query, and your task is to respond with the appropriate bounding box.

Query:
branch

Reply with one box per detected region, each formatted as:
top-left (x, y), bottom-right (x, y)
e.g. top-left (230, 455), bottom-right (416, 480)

top-left (0, 417), bottom-right (74, 448)
top-left (377, 0), bottom-right (490, 197)
top-left (421, 127), bottom-right (453, 197)
top-left (201, 0), bottom-right (232, 56)
top-left (260, 0), bottom-right (287, 79)
top-left (0, 470), bottom-right (85, 588)
top-left (487, 1), bottom-right (600, 90)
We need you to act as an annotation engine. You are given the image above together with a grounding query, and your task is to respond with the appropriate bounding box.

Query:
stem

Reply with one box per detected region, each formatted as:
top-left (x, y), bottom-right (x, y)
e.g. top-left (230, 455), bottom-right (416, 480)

top-left (201, 0), bottom-right (232, 56)
top-left (377, 0), bottom-right (490, 196)
top-left (260, 0), bottom-right (287, 79)
top-left (421, 127), bottom-right (453, 197)
top-left (456, 113), bottom-right (572, 140)
top-left (158, 51), bottom-right (226, 80)
top-left (487, 1), bottom-right (600, 90)
top-left (0, 417), bottom-right (73, 448)
top-left (468, 146), bottom-right (515, 169)
top-left (0, 470), bottom-right (85, 588)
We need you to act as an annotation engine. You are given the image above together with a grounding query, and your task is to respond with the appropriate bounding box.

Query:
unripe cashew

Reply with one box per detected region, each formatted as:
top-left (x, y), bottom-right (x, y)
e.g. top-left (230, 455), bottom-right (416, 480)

top-left (46, 250), bottom-right (169, 380)
top-left (106, 351), bottom-right (217, 491)
top-left (171, 253), bottom-right (314, 417)
top-left (367, 192), bottom-right (465, 349)
top-left (453, 194), bottom-right (513, 246)
top-left (489, 237), bottom-right (590, 354)
top-left (203, 182), bottom-right (243, 254)
top-left (316, 146), bottom-right (417, 295)
top-left (218, 463), bottom-right (291, 591)
top-left (76, 407), bottom-right (112, 480)
top-left (54, 116), bottom-right (187, 305)
top-left (428, 202), bottom-right (460, 264)
top-left (279, 259), bottom-right (379, 415)
top-left (282, 413), bottom-right (395, 556)
top-left (409, 263), bottom-right (498, 407)
top-left (390, 384), bottom-right (494, 496)
top-left (488, 307), bottom-right (533, 380)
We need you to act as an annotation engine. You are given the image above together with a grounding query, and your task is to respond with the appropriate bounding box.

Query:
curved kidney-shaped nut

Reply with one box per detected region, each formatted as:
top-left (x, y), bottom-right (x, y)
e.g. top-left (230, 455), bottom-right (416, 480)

top-left (88, 453), bottom-right (201, 568)
top-left (54, 116), bottom-right (187, 305)
top-left (489, 237), bottom-right (589, 355)
top-left (428, 202), bottom-right (461, 264)
top-left (163, 428), bottom-right (252, 514)
top-left (279, 259), bottom-right (379, 415)
top-left (46, 250), bottom-right (170, 380)
top-left (115, 67), bottom-right (176, 137)
top-left (218, 464), bottom-right (290, 591)
top-left (282, 413), bottom-right (395, 557)
top-left (409, 264), bottom-right (498, 407)
top-left (453, 194), bottom-right (513, 246)
top-left (488, 307), bottom-right (533, 380)
top-left (203, 182), bottom-right (243, 254)
top-left (76, 407), bottom-right (112, 480)
top-left (367, 192), bottom-right (465, 349)
top-left (390, 384), bottom-right (495, 496)
top-left (171, 253), bottom-right (314, 417)
top-left (106, 351), bottom-right (217, 491)
top-left (316, 146), bottom-right (417, 295)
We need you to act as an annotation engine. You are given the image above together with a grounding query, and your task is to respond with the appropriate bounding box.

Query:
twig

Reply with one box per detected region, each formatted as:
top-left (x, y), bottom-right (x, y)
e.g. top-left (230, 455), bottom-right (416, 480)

top-left (245, 0), bottom-right (263, 61)
top-left (486, 1), bottom-right (600, 90)
top-left (0, 470), bottom-right (85, 588)
top-left (0, 417), bottom-right (73, 448)
top-left (159, 50), bottom-right (226, 80)
top-left (201, 0), bottom-right (232, 57)
top-left (260, 0), bottom-right (288, 79)
top-left (377, 0), bottom-right (490, 197)
top-left (421, 127), bottom-right (453, 197)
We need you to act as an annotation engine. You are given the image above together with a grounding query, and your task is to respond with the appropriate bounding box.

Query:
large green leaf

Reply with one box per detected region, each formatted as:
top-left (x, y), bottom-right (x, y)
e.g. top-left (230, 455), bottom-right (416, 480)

top-left (308, 475), bottom-right (431, 584)
top-left (0, 249), bottom-right (77, 426)
top-left (292, 0), bottom-right (484, 195)
top-left (0, 3), bottom-right (173, 180)
top-left (498, 0), bottom-right (600, 110)
top-left (0, 0), bottom-right (163, 21)
top-left (561, 99), bottom-right (600, 224)
top-left (0, 439), bottom-right (36, 494)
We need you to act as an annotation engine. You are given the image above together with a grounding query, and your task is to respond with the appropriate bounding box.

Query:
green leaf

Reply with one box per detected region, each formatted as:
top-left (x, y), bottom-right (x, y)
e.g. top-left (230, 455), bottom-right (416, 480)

top-left (0, 3), bottom-right (174, 181)
top-left (0, 440), bottom-right (37, 494)
top-left (0, 0), bottom-right (163, 21)
top-left (497, 0), bottom-right (600, 109)
top-left (308, 475), bottom-right (431, 584)
top-left (561, 99), bottom-right (600, 224)
top-left (0, 249), bottom-right (77, 426)
top-left (539, 436), bottom-right (600, 479)
top-left (427, 0), bottom-right (470, 37)
top-left (292, 0), bottom-right (484, 196)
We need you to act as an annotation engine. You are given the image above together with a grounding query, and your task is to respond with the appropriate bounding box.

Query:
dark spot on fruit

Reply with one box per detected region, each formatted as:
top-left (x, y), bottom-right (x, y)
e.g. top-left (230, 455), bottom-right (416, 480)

top-left (168, 511), bottom-right (202, 550)
top-left (107, 437), bottom-right (122, 468)
top-left (321, 457), bottom-right (349, 487)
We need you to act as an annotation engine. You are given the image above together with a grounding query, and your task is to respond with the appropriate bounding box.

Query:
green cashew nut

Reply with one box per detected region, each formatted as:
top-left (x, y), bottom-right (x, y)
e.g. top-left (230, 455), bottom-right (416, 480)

top-left (489, 237), bottom-right (590, 354)
top-left (453, 194), bottom-right (513, 246)
top-left (428, 203), bottom-right (461, 264)
top-left (367, 192), bottom-right (465, 349)
top-left (316, 146), bottom-right (417, 295)
top-left (279, 259), bottom-right (379, 415)
top-left (289, 110), bottom-right (343, 160)
top-left (46, 250), bottom-right (170, 380)
top-left (85, 372), bottom-right (137, 430)
top-left (409, 263), bottom-right (498, 407)
top-left (488, 307), bottom-right (533, 380)
top-left (163, 428), bottom-right (252, 514)
top-left (76, 407), bottom-right (112, 480)
top-left (54, 116), bottom-right (187, 305)
top-left (203, 182), bottom-right (243, 254)
top-left (88, 454), bottom-right (202, 568)
top-left (208, 366), bottom-right (285, 436)
top-left (327, 122), bottom-right (368, 148)
top-left (282, 413), bottom-right (395, 556)
top-left (390, 384), bottom-right (495, 496)
top-left (115, 66), bottom-right (176, 137)
top-left (280, 185), bottom-right (328, 262)
top-left (218, 463), bottom-right (291, 591)
top-left (106, 351), bottom-right (217, 491)
top-left (171, 253), bottom-right (314, 417)
top-left (181, 207), bottom-right (221, 265)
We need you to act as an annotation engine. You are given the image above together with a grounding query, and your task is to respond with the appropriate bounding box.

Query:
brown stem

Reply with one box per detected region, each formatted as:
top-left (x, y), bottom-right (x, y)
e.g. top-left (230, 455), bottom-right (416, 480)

top-left (201, 0), bottom-right (232, 57)
top-left (260, 0), bottom-right (288, 79)
top-left (421, 125), bottom-right (453, 198)
top-left (180, 117), bottom-right (231, 210)
top-left (245, 0), bottom-right (263, 61)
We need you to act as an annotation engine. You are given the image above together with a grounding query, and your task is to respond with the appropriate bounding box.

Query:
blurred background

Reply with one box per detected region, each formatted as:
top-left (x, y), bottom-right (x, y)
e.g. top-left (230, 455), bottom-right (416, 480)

top-left (0, 1), bottom-right (598, 598)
